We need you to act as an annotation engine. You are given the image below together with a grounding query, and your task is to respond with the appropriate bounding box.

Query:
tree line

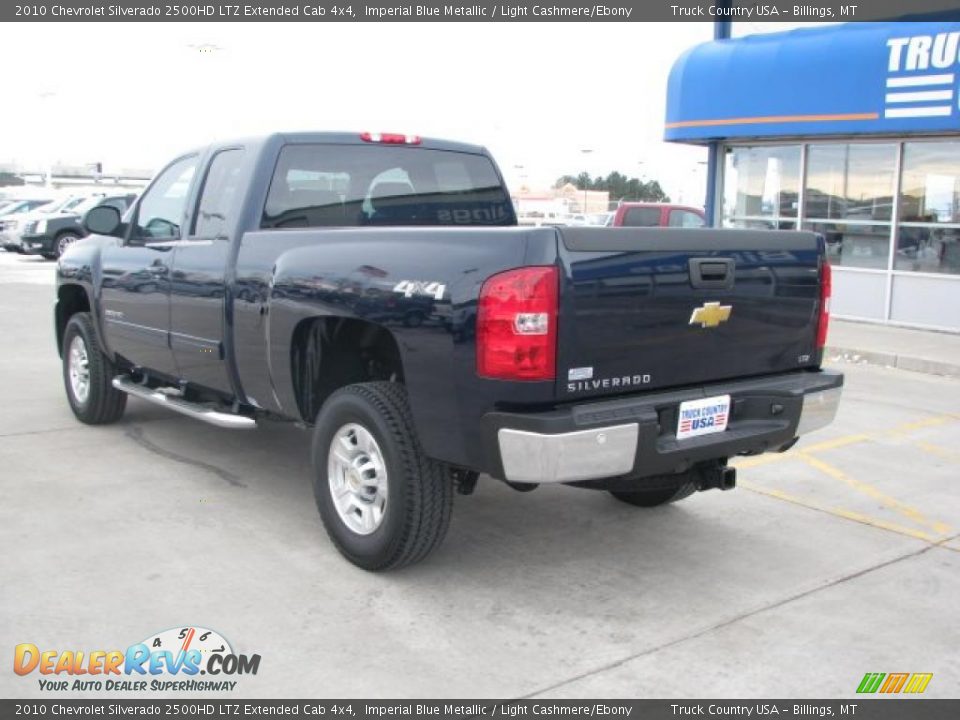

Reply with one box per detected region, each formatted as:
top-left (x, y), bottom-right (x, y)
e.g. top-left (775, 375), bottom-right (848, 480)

top-left (556, 171), bottom-right (669, 203)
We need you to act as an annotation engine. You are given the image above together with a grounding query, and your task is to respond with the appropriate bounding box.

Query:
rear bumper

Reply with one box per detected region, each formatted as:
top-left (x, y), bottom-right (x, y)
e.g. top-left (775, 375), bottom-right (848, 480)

top-left (484, 370), bottom-right (843, 484)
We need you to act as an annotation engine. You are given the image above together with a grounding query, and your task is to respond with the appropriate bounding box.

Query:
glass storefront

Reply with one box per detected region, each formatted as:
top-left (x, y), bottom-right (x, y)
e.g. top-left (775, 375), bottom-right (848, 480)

top-left (722, 138), bottom-right (960, 330)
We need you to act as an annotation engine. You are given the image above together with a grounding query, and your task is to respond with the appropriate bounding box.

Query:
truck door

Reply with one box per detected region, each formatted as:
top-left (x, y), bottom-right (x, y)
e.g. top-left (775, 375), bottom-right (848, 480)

top-left (99, 155), bottom-right (199, 377)
top-left (168, 147), bottom-right (246, 396)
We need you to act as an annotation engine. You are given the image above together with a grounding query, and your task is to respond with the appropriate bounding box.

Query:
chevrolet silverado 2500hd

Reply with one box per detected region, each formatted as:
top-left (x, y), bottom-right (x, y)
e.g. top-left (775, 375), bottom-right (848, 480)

top-left (55, 132), bottom-right (842, 570)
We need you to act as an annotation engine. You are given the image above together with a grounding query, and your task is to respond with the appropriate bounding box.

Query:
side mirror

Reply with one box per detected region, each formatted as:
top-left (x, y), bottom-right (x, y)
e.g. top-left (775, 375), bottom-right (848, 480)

top-left (83, 205), bottom-right (123, 237)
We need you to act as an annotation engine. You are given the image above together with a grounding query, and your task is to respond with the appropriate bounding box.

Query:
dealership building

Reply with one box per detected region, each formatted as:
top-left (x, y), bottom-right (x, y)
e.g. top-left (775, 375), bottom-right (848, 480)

top-left (666, 21), bottom-right (960, 332)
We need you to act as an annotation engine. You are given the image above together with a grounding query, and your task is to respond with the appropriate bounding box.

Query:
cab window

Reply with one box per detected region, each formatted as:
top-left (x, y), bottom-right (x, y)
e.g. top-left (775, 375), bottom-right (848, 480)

top-left (622, 207), bottom-right (662, 227)
top-left (669, 209), bottom-right (706, 228)
top-left (132, 156), bottom-right (198, 240)
top-left (192, 149), bottom-right (245, 238)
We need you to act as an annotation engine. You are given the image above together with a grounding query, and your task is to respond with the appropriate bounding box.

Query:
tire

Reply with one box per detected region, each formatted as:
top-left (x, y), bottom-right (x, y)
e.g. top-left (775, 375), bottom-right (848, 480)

top-left (610, 480), bottom-right (697, 508)
top-left (62, 312), bottom-right (127, 425)
top-left (55, 232), bottom-right (82, 259)
top-left (311, 382), bottom-right (453, 571)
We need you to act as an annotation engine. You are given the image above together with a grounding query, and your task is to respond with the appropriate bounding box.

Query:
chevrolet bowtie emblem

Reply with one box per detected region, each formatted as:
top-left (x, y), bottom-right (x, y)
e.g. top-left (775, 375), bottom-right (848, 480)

top-left (689, 301), bottom-right (732, 328)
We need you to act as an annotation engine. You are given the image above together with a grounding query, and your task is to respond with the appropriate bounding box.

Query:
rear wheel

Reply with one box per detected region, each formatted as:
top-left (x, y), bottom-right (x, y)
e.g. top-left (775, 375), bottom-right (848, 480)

top-left (610, 481), bottom-right (696, 508)
top-left (311, 382), bottom-right (453, 571)
top-left (62, 313), bottom-right (127, 424)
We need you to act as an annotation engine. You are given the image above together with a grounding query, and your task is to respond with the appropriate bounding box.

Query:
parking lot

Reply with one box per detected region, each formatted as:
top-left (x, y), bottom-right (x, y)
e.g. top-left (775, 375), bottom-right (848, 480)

top-left (0, 250), bottom-right (957, 699)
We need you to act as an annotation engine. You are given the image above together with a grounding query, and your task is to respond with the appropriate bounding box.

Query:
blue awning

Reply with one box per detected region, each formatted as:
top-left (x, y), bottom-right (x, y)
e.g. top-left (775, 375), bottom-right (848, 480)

top-left (665, 22), bottom-right (960, 144)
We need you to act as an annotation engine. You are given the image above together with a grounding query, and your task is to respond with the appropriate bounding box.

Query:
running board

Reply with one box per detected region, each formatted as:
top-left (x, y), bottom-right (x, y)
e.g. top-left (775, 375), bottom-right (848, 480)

top-left (112, 377), bottom-right (257, 429)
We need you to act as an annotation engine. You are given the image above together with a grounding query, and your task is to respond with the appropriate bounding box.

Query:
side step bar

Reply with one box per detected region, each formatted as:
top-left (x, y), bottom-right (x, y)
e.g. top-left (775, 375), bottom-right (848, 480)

top-left (112, 377), bottom-right (256, 430)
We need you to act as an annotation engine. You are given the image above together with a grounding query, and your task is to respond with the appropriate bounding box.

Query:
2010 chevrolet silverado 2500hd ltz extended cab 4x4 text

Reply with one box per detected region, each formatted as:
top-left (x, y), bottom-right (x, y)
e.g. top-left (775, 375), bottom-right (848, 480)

top-left (55, 132), bottom-right (842, 571)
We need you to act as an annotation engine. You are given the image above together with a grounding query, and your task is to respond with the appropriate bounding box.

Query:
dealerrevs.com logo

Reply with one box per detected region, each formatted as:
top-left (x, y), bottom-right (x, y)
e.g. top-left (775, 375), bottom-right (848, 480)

top-left (14, 626), bottom-right (261, 692)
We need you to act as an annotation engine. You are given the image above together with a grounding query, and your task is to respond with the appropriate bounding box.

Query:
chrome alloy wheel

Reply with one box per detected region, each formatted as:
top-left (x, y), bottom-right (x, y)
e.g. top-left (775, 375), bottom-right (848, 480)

top-left (67, 335), bottom-right (91, 405)
top-left (327, 423), bottom-right (388, 535)
top-left (57, 234), bottom-right (79, 256)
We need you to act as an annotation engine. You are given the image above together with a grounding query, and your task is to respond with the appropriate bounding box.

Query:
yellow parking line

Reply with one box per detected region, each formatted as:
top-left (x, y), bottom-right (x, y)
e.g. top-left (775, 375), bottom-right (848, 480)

top-left (915, 442), bottom-right (960, 464)
top-left (799, 453), bottom-right (954, 536)
top-left (799, 433), bottom-right (871, 454)
top-left (740, 481), bottom-right (940, 542)
top-left (883, 415), bottom-right (956, 438)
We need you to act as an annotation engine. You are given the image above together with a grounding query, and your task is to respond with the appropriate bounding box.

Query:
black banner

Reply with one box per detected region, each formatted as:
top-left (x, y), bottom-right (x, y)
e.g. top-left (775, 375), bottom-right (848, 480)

top-left (1, 700), bottom-right (959, 719)
top-left (3, 0), bottom-right (959, 23)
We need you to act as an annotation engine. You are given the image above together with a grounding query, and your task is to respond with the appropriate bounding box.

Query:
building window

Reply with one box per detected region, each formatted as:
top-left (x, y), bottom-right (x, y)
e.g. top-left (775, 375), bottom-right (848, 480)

top-left (804, 222), bottom-right (892, 270)
top-left (802, 143), bottom-right (897, 269)
top-left (896, 142), bottom-right (960, 275)
top-left (723, 145), bottom-right (801, 228)
top-left (806, 144), bottom-right (897, 222)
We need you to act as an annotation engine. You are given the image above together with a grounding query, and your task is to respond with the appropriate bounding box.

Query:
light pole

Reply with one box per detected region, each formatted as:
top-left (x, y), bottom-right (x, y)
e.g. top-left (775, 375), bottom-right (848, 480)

top-left (580, 148), bottom-right (593, 213)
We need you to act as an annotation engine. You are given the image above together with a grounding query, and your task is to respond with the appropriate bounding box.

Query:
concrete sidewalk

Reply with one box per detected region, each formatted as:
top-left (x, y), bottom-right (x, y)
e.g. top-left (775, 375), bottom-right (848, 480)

top-left (827, 319), bottom-right (960, 378)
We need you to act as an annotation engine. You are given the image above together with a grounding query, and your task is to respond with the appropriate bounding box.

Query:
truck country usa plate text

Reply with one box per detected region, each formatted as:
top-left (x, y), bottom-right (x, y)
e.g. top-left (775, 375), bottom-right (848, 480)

top-left (677, 395), bottom-right (731, 440)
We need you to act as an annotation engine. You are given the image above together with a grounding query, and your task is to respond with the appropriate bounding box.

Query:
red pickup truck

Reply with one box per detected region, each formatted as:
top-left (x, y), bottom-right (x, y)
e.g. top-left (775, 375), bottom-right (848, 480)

top-left (611, 202), bottom-right (707, 228)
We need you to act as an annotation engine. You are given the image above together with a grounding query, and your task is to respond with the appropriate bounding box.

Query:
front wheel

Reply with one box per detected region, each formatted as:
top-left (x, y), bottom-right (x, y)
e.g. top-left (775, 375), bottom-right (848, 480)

top-left (311, 382), bottom-right (453, 571)
top-left (62, 313), bottom-right (127, 424)
top-left (55, 232), bottom-right (82, 258)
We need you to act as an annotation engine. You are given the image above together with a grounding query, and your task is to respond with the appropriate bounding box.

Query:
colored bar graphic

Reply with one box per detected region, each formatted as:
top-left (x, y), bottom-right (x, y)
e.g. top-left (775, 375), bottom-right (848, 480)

top-left (857, 673), bottom-right (886, 693)
top-left (904, 673), bottom-right (934, 694)
top-left (880, 673), bottom-right (909, 693)
top-left (857, 672), bottom-right (933, 694)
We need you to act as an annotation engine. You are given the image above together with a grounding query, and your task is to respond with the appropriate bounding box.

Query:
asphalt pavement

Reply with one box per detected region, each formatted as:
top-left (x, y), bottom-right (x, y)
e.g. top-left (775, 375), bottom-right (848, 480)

top-left (1, 251), bottom-right (958, 699)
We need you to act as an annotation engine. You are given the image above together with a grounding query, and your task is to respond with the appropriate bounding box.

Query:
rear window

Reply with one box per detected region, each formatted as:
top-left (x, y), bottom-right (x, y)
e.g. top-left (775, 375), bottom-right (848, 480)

top-left (261, 144), bottom-right (513, 229)
top-left (621, 207), bottom-right (662, 227)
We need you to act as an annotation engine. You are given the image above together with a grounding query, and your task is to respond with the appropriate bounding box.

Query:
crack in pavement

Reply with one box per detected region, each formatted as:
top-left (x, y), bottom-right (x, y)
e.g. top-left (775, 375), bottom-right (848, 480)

top-left (124, 425), bottom-right (246, 488)
top-left (520, 540), bottom-right (949, 698)
top-left (0, 415), bottom-right (179, 440)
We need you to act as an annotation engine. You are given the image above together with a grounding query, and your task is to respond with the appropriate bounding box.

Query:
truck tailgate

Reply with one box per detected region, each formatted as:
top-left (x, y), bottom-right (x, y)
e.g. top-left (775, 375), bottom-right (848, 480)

top-left (556, 227), bottom-right (824, 400)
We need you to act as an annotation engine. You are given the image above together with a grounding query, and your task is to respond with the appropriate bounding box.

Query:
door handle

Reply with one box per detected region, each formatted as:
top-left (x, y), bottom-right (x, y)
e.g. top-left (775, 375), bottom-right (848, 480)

top-left (689, 258), bottom-right (735, 290)
top-left (148, 265), bottom-right (168, 276)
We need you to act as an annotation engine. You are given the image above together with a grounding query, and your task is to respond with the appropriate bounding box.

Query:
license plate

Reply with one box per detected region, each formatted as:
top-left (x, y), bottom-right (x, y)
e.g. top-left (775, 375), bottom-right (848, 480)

top-left (676, 394), bottom-right (731, 440)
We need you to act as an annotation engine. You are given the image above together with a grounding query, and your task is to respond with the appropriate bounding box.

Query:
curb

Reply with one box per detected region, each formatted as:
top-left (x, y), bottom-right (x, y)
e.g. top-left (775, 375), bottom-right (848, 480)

top-left (826, 346), bottom-right (960, 379)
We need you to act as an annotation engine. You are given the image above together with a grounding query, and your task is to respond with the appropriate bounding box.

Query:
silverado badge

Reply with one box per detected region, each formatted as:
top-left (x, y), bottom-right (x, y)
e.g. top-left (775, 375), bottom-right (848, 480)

top-left (689, 301), bottom-right (732, 328)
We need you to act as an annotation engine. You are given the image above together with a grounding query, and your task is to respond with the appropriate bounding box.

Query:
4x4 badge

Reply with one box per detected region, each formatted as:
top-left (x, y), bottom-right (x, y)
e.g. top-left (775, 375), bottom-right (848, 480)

top-left (689, 301), bottom-right (732, 328)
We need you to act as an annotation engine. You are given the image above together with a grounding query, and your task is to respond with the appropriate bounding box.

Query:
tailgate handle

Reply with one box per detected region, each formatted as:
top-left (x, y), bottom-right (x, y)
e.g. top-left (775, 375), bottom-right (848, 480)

top-left (689, 258), bottom-right (735, 290)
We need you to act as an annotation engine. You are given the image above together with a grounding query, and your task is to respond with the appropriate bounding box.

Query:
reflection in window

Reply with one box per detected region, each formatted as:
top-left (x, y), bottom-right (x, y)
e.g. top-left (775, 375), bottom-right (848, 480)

top-left (194, 149), bottom-right (245, 238)
top-left (896, 226), bottom-right (960, 275)
top-left (900, 142), bottom-right (960, 223)
top-left (804, 223), bottom-right (890, 270)
top-left (724, 145), bottom-right (801, 221)
top-left (135, 156), bottom-right (197, 239)
top-left (805, 144), bottom-right (896, 222)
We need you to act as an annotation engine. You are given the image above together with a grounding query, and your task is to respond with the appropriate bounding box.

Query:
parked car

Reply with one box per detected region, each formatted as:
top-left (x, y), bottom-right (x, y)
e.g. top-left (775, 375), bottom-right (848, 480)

top-left (1, 195), bottom-right (89, 253)
top-left (56, 131), bottom-right (841, 571)
top-left (0, 199), bottom-right (57, 250)
top-left (611, 202), bottom-right (707, 228)
top-left (20, 193), bottom-right (137, 259)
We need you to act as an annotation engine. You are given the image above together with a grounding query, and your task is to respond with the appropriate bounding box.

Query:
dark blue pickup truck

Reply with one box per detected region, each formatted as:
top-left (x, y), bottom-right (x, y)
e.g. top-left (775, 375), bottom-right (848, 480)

top-left (55, 132), bottom-right (842, 570)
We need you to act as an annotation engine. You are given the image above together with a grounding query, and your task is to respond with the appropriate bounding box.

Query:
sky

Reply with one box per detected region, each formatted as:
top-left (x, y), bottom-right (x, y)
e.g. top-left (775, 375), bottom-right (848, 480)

top-left (0, 21), bottom-right (830, 205)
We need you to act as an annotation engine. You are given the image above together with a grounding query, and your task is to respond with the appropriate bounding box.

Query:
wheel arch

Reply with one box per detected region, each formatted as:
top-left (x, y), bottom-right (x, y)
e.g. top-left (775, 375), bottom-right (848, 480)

top-left (55, 284), bottom-right (93, 357)
top-left (289, 315), bottom-right (405, 424)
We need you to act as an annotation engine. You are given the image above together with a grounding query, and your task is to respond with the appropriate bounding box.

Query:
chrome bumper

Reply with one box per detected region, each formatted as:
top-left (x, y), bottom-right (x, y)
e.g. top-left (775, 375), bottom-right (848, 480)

top-left (495, 384), bottom-right (843, 485)
top-left (498, 424), bottom-right (639, 484)
top-left (796, 386), bottom-right (842, 436)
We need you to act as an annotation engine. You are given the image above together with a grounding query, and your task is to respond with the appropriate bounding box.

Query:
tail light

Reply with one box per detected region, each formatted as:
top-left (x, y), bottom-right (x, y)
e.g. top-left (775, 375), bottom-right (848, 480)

top-left (816, 260), bottom-right (832, 349)
top-left (360, 132), bottom-right (421, 145)
top-left (477, 266), bottom-right (558, 381)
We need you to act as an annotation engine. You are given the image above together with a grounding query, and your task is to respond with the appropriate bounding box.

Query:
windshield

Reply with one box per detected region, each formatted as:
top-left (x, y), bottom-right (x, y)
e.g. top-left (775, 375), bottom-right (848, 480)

top-left (0, 201), bottom-right (48, 217)
top-left (72, 196), bottom-right (109, 215)
top-left (55, 196), bottom-right (88, 213)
